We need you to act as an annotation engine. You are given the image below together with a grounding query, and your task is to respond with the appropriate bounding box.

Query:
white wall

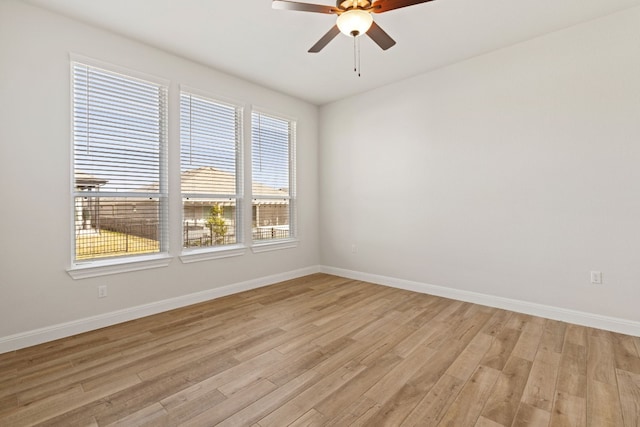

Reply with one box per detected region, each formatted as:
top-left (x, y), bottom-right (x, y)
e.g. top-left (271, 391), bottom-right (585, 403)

top-left (0, 0), bottom-right (319, 343)
top-left (320, 7), bottom-right (640, 324)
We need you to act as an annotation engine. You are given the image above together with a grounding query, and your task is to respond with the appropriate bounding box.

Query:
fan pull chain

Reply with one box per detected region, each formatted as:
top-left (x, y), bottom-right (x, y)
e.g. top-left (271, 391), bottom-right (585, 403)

top-left (353, 35), bottom-right (361, 77)
top-left (358, 36), bottom-right (361, 77)
top-left (353, 36), bottom-right (357, 74)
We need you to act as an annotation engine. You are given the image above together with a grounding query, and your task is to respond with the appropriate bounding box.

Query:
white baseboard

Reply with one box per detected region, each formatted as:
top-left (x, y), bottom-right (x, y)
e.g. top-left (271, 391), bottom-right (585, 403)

top-left (0, 265), bottom-right (321, 354)
top-left (320, 266), bottom-right (640, 337)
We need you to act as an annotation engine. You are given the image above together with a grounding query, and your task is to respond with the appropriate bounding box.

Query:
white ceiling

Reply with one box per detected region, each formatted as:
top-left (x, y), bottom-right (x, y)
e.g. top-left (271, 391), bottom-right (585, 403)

top-left (22, 0), bottom-right (640, 105)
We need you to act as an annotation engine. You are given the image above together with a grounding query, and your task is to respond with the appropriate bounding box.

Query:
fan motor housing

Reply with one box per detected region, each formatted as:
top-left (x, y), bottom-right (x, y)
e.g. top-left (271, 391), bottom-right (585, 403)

top-left (337, 0), bottom-right (371, 10)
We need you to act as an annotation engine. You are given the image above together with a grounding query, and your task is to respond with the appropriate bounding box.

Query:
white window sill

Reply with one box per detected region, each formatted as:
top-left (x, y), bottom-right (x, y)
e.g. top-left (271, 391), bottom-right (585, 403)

top-left (180, 245), bottom-right (246, 264)
top-left (251, 239), bottom-right (299, 253)
top-left (67, 254), bottom-right (172, 280)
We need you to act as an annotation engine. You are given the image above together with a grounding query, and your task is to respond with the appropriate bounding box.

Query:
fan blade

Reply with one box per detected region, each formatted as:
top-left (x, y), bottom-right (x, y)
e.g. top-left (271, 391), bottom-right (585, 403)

top-left (371, 0), bottom-right (435, 13)
top-left (308, 25), bottom-right (341, 53)
top-left (366, 21), bottom-right (396, 50)
top-left (272, 0), bottom-right (338, 14)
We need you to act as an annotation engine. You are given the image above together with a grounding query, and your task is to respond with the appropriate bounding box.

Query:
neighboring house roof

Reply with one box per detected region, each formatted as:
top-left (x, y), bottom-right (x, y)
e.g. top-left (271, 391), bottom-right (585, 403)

top-left (81, 167), bottom-right (288, 200)
top-left (181, 167), bottom-right (235, 194)
top-left (181, 167), bottom-right (288, 198)
top-left (74, 172), bottom-right (108, 189)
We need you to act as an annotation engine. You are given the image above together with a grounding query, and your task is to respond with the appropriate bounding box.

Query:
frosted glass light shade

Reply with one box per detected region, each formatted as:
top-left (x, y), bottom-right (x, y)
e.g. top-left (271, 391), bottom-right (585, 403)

top-left (336, 9), bottom-right (373, 37)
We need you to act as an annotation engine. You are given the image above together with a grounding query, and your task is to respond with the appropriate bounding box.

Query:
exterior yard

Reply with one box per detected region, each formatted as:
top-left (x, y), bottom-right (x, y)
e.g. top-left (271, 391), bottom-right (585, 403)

top-left (75, 230), bottom-right (159, 260)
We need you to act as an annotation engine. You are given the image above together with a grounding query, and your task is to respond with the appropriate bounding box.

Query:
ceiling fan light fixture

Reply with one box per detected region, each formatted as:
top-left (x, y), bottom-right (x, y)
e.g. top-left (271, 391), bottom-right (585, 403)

top-left (336, 9), bottom-right (373, 37)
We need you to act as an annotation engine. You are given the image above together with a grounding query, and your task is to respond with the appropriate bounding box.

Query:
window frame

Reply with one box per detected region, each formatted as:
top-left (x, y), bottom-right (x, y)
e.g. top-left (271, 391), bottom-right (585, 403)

top-left (178, 87), bottom-right (247, 263)
top-left (249, 108), bottom-right (298, 252)
top-left (67, 55), bottom-right (171, 279)
top-left (66, 57), bottom-right (302, 278)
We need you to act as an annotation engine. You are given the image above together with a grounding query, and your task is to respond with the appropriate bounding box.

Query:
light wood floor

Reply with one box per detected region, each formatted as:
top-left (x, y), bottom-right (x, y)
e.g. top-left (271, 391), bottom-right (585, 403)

top-left (1, 274), bottom-right (639, 426)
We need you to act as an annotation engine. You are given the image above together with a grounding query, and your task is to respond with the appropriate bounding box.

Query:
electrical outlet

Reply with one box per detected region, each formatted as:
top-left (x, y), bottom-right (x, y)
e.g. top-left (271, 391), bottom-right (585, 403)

top-left (351, 244), bottom-right (357, 254)
top-left (98, 285), bottom-right (108, 298)
top-left (590, 271), bottom-right (602, 285)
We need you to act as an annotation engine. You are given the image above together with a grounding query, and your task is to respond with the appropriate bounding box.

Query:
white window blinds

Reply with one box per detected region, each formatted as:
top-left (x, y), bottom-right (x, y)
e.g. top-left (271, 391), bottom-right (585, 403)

top-left (73, 63), bottom-right (167, 192)
top-left (72, 62), bottom-right (168, 261)
top-left (251, 111), bottom-right (295, 241)
top-left (180, 93), bottom-right (242, 248)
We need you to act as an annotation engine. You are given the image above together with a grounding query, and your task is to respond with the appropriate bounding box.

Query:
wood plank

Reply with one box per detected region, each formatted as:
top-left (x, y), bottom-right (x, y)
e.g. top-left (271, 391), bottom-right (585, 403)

top-left (439, 365), bottom-right (501, 427)
top-left (475, 416), bottom-right (504, 427)
top-left (363, 344), bottom-right (438, 404)
top-left (512, 402), bottom-right (551, 427)
top-left (289, 408), bottom-right (327, 426)
top-left (446, 332), bottom-right (494, 381)
top-left (521, 349), bottom-right (562, 411)
top-left (565, 323), bottom-right (588, 347)
top-left (588, 333), bottom-right (617, 385)
top-left (356, 323), bottom-right (417, 367)
top-left (103, 402), bottom-right (168, 427)
top-left (0, 385), bottom-right (85, 426)
top-left (314, 352), bottom-right (403, 419)
top-left (266, 349), bottom-right (327, 386)
top-left (586, 380), bottom-right (624, 426)
top-left (0, 351), bottom-right (18, 372)
top-left (512, 320), bottom-right (545, 362)
top-left (539, 319), bottom-right (567, 354)
top-left (556, 342), bottom-right (587, 398)
top-left (177, 379), bottom-right (277, 427)
top-left (448, 309), bottom-right (494, 345)
top-left (480, 309), bottom-right (513, 337)
top-left (367, 339), bottom-right (469, 425)
top-left (480, 327), bottom-right (522, 370)
top-left (505, 313), bottom-right (541, 332)
top-left (616, 369), bottom-right (640, 427)
top-left (159, 348), bottom-right (281, 411)
top-left (257, 362), bottom-right (367, 427)
top-left (94, 349), bottom-right (240, 425)
top-left (480, 356), bottom-right (533, 426)
top-left (217, 370), bottom-right (317, 427)
top-left (392, 320), bottom-right (447, 358)
top-left (0, 393), bottom-right (18, 419)
top-left (1, 360), bottom-right (75, 401)
top-left (399, 373), bottom-right (465, 426)
top-left (549, 391), bottom-right (586, 427)
top-left (325, 396), bottom-right (380, 426)
top-left (611, 333), bottom-right (640, 375)
top-left (161, 388), bottom-right (226, 424)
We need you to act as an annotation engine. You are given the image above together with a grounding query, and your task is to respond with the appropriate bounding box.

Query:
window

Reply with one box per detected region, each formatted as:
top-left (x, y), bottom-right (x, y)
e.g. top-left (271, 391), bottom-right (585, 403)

top-left (72, 62), bottom-right (168, 264)
top-left (180, 92), bottom-right (242, 250)
top-left (251, 111), bottom-right (296, 243)
top-left (70, 59), bottom-right (298, 275)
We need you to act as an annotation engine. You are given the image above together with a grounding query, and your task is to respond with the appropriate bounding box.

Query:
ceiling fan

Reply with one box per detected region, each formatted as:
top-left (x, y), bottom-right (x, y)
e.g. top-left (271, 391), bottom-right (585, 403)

top-left (272, 0), bottom-right (436, 53)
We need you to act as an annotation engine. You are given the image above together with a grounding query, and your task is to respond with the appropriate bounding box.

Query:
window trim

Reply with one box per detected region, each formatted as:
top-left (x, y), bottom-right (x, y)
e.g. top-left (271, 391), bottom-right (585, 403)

top-left (180, 245), bottom-right (246, 264)
top-left (249, 107), bottom-right (298, 251)
top-left (67, 54), bottom-right (171, 279)
top-left (251, 239), bottom-right (299, 253)
top-left (67, 254), bottom-right (172, 280)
